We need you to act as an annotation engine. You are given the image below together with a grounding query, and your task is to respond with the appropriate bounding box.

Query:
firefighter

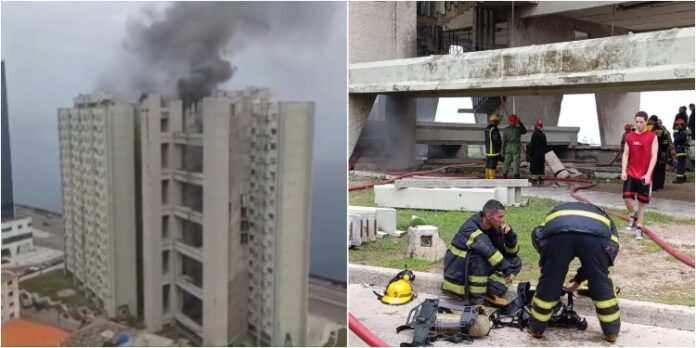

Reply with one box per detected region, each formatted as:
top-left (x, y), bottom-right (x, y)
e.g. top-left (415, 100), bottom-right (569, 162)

top-left (528, 202), bottom-right (620, 343)
top-left (527, 120), bottom-right (547, 186)
top-left (502, 114), bottom-right (527, 179)
top-left (484, 113), bottom-right (503, 179)
top-left (673, 118), bottom-right (688, 184)
top-left (673, 106), bottom-right (689, 130)
top-left (442, 199), bottom-right (522, 307)
top-left (647, 115), bottom-right (671, 191)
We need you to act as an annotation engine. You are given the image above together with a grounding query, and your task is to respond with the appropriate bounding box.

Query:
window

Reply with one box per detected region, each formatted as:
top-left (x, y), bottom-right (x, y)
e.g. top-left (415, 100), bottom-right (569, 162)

top-left (8, 291), bottom-right (13, 297)
top-left (1, 227), bottom-right (11, 233)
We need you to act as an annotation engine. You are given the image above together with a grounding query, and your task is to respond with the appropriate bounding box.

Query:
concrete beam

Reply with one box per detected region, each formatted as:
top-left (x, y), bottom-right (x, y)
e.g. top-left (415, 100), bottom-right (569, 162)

top-left (349, 28), bottom-right (695, 97)
top-left (416, 122), bottom-right (579, 146)
top-left (516, 1), bottom-right (624, 19)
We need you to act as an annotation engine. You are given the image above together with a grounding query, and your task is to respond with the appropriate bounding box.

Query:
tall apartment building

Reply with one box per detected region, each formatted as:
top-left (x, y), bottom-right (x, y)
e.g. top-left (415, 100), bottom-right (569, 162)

top-left (2, 61), bottom-right (15, 221)
top-left (57, 94), bottom-right (138, 318)
top-left (140, 88), bottom-right (314, 346)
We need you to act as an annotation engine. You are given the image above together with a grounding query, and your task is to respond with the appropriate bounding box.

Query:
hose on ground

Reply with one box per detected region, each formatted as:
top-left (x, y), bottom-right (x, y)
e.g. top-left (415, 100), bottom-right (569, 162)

top-left (349, 313), bottom-right (389, 347)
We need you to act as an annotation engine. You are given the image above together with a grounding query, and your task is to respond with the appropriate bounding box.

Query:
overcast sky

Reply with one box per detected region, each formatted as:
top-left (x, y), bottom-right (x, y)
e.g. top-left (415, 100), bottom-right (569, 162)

top-left (1, 1), bottom-right (347, 280)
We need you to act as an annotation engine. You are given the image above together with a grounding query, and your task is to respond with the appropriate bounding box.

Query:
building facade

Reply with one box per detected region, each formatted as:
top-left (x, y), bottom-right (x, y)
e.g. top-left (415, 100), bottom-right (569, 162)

top-left (1, 217), bottom-right (34, 263)
top-left (2, 270), bottom-right (20, 322)
top-left (57, 94), bottom-right (138, 318)
top-left (140, 88), bottom-right (313, 346)
top-left (1, 61), bottom-right (15, 221)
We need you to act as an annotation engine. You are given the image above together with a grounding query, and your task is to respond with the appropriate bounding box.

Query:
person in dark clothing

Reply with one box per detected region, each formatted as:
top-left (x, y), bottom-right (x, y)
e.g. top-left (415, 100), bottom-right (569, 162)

top-left (673, 106), bottom-right (689, 130)
top-left (648, 115), bottom-right (671, 191)
top-left (528, 202), bottom-right (620, 343)
top-left (484, 113), bottom-right (503, 179)
top-left (689, 103), bottom-right (695, 141)
top-left (443, 199), bottom-right (522, 307)
top-left (620, 123), bottom-right (632, 150)
top-left (673, 118), bottom-right (688, 183)
top-left (527, 120), bottom-right (547, 186)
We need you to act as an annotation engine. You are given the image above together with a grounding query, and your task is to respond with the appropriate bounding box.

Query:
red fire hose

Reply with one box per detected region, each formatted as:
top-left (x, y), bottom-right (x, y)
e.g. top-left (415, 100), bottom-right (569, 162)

top-left (349, 313), bottom-right (389, 347)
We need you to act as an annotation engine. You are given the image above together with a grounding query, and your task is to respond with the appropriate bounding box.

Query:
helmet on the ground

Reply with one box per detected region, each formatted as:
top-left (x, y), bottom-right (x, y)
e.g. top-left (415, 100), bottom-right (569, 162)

top-left (508, 114), bottom-right (519, 126)
top-left (535, 119), bottom-right (543, 129)
top-left (380, 279), bottom-right (414, 305)
top-left (489, 113), bottom-right (501, 123)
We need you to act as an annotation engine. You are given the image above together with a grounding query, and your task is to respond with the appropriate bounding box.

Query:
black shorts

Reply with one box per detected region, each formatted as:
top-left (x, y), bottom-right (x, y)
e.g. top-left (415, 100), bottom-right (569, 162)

top-left (623, 176), bottom-right (651, 204)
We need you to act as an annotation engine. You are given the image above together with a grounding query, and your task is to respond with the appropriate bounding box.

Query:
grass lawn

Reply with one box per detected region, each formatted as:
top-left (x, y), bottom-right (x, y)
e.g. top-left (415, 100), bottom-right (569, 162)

top-left (349, 186), bottom-right (694, 291)
top-left (19, 269), bottom-right (90, 308)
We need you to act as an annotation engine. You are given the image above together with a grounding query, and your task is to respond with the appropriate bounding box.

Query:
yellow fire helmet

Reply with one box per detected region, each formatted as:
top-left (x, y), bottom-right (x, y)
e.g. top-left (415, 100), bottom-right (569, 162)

top-left (488, 113), bottom-right (501, 123)
top-left (374, 269), bottom-right (417, 305)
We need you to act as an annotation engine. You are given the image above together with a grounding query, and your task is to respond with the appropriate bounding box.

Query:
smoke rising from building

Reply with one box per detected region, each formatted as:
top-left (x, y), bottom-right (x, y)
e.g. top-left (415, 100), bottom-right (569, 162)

top-left (101, 2), bottom-right (337, 106)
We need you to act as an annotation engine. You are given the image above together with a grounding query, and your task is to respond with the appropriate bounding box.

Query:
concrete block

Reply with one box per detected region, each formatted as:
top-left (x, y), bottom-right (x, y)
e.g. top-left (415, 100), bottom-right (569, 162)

top-left (375, 184), bottom-right (505, 211)
top-left (349, 206), bottom-right (397, 234)
top-left (407, 225), bottom-right (447, 262)
top-left (394, 178), bottom-right (531, 189)
top-left (348, 214), bottom-right (363, 247)
top-left (376, 231), bottom-right (388, 239)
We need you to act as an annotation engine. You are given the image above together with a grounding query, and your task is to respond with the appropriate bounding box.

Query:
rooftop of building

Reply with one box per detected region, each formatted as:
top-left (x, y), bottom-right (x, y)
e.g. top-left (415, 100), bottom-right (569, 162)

top-left (62, 318), bottom-right (184, 347)
top-left (1, 319), bottom-right (69, 346)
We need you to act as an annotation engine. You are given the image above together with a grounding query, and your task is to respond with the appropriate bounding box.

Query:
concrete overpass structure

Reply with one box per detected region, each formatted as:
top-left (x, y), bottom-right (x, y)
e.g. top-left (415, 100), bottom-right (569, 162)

top-left (349, 1), bottom-right (695, 169)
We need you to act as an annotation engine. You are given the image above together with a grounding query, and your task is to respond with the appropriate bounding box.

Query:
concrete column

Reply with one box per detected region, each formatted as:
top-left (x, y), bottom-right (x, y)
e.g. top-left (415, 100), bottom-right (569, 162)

top-left (416, 98), bottom-right (438, 122)
top-left (595, 92), bottom-right (641, 146)
top-left (383, 95), bottom-right (416, 170)
top-left (349, 94), bottom-right (377, 156)
top-left (503, 96), bottom-right (563, 127)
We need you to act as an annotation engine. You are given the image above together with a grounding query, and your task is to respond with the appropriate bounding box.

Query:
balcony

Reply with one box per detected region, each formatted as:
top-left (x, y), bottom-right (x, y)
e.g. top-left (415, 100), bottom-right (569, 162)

top-left (171, 132), bottom-right (203, 146)
top-left (175, 275), bottom-right (203, 300)
top-left (174, 312), bottom-right (203, 337)
top-left (174, 240), bottom-right (203, 262)
top-left (169, 205), bottom-right (203, 225)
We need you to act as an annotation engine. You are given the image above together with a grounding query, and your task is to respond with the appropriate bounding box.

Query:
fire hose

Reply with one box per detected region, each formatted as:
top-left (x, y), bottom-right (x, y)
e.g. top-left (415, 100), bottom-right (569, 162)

top-left (348, 166), bottom-right (694, 346)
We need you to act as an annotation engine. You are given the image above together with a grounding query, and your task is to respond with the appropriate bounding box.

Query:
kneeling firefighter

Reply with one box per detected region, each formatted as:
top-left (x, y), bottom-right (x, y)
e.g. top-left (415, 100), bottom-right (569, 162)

top-left (443, 199), bottom-right (522, 307)
top-left (529, 202), bottom-right (621, 343)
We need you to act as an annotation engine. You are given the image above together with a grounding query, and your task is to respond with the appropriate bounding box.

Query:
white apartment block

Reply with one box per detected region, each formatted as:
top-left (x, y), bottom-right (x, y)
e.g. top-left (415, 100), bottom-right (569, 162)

top-left (2, 270), bottom-right (20, 322)
top-left (140, 88), bottom-right (314, 346)
top-left (1, 217), bottom-right (34, 263)
top-left (58, 94), bottom-right (138, 318)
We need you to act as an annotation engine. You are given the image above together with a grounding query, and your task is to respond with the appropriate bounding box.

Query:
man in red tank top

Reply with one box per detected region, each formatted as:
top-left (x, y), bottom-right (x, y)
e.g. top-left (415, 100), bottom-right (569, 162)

top-left (621, 111), bottom-right (658, 240)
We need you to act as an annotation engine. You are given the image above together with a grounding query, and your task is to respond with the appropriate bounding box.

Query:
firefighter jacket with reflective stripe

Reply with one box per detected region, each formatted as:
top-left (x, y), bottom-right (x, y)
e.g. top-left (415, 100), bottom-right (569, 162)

top-left (534, 202), bottom-right (619, 283)
top-left (673, 128), bottom-right (688, 156)
top-left (444, 212), bottom-right (518, 286)
top-left (485, 124), bottom-right (502, 157)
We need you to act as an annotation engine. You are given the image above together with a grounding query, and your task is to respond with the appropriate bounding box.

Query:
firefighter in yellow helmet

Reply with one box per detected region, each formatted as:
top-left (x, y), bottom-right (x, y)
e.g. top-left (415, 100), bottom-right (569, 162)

top-left (484, 113), bottom-right (503, 179)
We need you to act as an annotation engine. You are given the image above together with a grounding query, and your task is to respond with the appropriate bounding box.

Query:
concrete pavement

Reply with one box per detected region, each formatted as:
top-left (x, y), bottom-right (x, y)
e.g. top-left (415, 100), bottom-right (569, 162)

top-left (348, 283), bottom-right (695, 347)
top-left (521, 183), bottom-right (695, 219)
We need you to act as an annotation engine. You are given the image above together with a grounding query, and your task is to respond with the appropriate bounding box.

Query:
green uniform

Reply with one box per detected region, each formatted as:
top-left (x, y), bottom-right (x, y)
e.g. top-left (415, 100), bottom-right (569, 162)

top-left (502, 122), bottom-right (527, 177)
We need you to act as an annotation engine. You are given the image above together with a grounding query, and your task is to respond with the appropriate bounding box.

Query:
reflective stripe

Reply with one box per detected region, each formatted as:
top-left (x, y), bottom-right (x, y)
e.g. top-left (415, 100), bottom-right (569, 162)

top-left (448, 244), bottom-right (467, 258)
top-left (469, 285), bottom-right (486, 294)
top-left (466, 230), bottom-right (483, 248)
top-left (676, 153), bottom-right (687, 157)
top-left (598, 310), bottom-right (621, 323)
top-left (488, 273), bottom-right (505, 284)
top-left (468, 275), bottom-right (488, 283)
top-left (488, 128), bottom-right (495, 155)
top-left (610, 234), bottom-right (619, 244)
top-left (488, 251), bottom-right (503, 266)
top-left (594, 298), bottom-right (618, 309)
top-left (531, 308), bottom-right (552, 322)
top-left (442, 280), bottom-right (466, 295)
top-left (504, 243), bottom-right (519, 254)
top-left (543, 209), bottom-right (611, 229)
top-left (533, 296), bottom-right (557, 310)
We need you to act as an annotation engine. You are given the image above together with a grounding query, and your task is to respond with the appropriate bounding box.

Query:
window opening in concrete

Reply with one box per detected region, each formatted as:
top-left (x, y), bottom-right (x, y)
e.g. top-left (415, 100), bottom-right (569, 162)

top-left (181, 145), bottom-right (203, 173)
top-left (420, 235), bottom-right (433, 247)
top-left (180, 290), bottom-right (203, 326)
top-left (162, 180), bottom-right (169, 205)
top-left (163, 284), bottom-right (170, 314)
top-left (181, 255), bottom-right (203, 288)
top-left (181, 182), bottom-right (203, 213)
top-left (161, 117), bottom-right (170, 133)
top-left (162, 250), bottom-right (170, 276)
top-left (180, 219), bottom-right (203, 248)
top-left (162, 215), bottom-right (170, 240)
top-left (161, 144), bottom-right (169, 169)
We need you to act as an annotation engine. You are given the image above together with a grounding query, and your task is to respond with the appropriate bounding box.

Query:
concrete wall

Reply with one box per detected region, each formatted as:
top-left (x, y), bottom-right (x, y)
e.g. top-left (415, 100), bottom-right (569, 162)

top-left (1, 272), bottom-right (19, 322)
top-left (349, 1), bottom-right (417, 63)
top-left (596, 92), bottom-right (642, 146)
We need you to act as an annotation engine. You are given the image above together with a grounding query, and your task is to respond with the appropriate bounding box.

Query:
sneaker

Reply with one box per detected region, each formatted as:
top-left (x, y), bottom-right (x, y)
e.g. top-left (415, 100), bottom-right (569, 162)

top-left (635, 226), bottom-right (644, 240)
top-left (626, 214), bottom-right (637, 230)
